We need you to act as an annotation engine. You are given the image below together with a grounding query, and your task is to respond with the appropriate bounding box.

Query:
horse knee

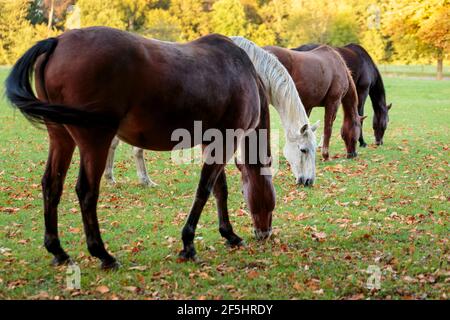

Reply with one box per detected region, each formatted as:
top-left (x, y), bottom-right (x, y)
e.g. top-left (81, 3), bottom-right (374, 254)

top-left (133, 147), bottom-right (144, 158)
top-left (76, 183), bottom-right (98, 210)
top-left (42, 175), bottom-right (63, 206)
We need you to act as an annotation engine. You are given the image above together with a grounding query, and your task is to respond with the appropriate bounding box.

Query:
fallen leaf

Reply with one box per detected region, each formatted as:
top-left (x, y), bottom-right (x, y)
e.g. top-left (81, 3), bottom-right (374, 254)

top-left (96, 285), bottom-right (110, 294)
top-left (312, 232), bottom-right (327, 242)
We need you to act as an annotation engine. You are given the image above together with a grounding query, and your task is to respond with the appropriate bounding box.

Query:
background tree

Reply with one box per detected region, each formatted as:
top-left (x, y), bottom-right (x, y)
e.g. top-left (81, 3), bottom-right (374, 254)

top-left (0, 0), bottom-right (50, 64)
top-left (28, 0), bottom-right (74, 30)
top-left (143, 9), bottom-right (181, 41)
top-left (211, 0), bottom-right (247, 36)
top-left (327, 11), bottom-right (359, 46)
top-left (0, 0), bottom-right (448, 74)
top-left (170, 0), bottom-right (209, 41)
top-left (384, 0), bottom-right (449, 79)
top-left (76, 0), bottom-right (126, 29)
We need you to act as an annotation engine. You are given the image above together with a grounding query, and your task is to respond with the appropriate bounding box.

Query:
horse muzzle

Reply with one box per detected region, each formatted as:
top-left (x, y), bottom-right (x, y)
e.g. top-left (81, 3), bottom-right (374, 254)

top-left (346, 151), bottom-right (358, 159)
top-left (297, 176), bottom-right (314, 187)
top-left (254, 228), bottom-right (272, 241)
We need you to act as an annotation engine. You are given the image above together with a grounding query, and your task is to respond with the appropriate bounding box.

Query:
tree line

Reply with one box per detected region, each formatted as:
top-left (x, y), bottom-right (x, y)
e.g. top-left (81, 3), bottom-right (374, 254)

top-left (0, 0), bottom-right (448, 79)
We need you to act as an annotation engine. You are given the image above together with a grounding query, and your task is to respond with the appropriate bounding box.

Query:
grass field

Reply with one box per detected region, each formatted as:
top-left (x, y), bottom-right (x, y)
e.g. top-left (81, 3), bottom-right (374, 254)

top-left (0, 67), bottom-right (448, 300)
top-left (379, 64), bottom-right (450, 79)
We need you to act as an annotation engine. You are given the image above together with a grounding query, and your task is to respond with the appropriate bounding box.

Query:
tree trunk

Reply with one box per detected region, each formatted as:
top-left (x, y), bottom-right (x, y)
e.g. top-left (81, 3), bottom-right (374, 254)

top-left (437, 57), bottom-right (443, 80)
top-left (47, 0), bottom-right (54, 30)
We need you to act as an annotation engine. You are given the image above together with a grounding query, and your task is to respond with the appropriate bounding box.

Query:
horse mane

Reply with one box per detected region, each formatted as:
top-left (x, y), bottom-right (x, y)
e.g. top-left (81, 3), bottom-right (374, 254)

top-left (291, 43), bottom-right (320, 52)
top-left (230, 36), bottom-right (310, 130)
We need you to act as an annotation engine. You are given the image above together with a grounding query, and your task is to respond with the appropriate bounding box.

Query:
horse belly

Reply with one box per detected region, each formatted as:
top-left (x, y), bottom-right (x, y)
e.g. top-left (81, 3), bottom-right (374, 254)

top-left (116, 102), bottom-right (228, 151)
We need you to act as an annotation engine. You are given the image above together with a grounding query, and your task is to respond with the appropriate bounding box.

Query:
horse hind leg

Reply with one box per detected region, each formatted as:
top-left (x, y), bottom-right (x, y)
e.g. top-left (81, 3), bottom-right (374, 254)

top-left (42, 125), bottom-right (75, 266)
top-left (71, 128), bottom-right (119, 270)
top-left (132, 147), bottom-right (157, 187)
top-left (357, 87), bottom-right (369, 147)
top-left (104, 136), bottom-right (120, 184)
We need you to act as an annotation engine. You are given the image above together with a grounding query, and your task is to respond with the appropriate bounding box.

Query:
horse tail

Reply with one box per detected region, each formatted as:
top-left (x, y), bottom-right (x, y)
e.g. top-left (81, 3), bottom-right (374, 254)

top-left (5, 38), bottom-right (118, 128)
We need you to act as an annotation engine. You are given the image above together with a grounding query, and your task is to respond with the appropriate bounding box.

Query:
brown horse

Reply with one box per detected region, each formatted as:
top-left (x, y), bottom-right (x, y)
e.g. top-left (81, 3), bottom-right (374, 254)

top-left (264, 45), bottom-right (364, 160)
top-left (293, 43), bottom-right (391, 146)
top-left (5, 27), bottom-right (275, 269)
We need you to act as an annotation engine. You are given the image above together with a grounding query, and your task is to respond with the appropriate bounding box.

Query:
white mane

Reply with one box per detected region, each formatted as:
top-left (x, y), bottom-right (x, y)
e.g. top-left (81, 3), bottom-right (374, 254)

top-left (230, 36), bottom-right (310, 133)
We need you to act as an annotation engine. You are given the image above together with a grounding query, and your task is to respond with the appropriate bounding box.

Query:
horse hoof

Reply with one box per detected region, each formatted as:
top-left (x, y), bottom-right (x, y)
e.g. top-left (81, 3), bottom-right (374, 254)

top-left (51, 254), bottom-right (72, 266)
top-left (360, 142), bottom-right (367, 148)
top-left (101, 258), bottom-right (120, 271)
top-left (226, 236), bottom-right (245, 248)
top-left (178, 248), bottom-right (197, 261)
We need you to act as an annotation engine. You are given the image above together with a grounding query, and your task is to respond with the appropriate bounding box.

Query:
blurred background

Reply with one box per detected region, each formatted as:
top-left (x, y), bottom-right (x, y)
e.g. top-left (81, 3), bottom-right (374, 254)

top-left (0, 0), bottom-right (448, 79)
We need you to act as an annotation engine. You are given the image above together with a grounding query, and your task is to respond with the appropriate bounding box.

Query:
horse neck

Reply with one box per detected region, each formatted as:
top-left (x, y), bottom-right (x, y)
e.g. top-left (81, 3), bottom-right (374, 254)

top-left (271, 89), bottom-right (309, 137)
top-left (342, 73), bottom-right (359, 124)
top-left (229, 37), bottom-right (309, 137)
top-left (369, 66), bottom-right (387, 116)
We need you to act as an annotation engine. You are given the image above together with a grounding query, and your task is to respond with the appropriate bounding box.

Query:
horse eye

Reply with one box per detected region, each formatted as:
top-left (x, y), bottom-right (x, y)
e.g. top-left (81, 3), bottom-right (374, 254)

top-left (300, 148), bottom-right (308, 154)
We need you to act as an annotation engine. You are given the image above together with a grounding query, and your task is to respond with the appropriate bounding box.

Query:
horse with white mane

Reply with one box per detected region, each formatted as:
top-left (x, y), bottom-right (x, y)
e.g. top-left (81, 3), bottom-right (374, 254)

top-left (104, 36), bottom-right (319, 187)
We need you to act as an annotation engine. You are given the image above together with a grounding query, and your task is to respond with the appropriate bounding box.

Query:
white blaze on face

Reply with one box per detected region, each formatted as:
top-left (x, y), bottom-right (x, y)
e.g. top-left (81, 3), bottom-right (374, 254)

top-left (283, 121), bottom-right (319, 186)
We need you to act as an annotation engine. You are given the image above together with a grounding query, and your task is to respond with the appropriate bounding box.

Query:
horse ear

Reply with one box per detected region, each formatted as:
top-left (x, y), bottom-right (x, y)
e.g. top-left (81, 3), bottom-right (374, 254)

top-left (311, 120), bottom-right (320, 132)
top-left (387, 103), bottom-right (392, 110)
top-left (300, 123), bottom-right (309, 135)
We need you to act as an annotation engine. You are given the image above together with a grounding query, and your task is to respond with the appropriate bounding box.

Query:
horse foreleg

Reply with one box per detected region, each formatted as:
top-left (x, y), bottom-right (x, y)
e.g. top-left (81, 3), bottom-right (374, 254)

top-left (132, 147), bottom-right (157, 187)
top-left (213, 169), bottom-right (244, 247)
top-left (179, 162), bottom-right (226, 260)
top-left (104, 136), bottom-right (120, 184)
top-left (73, 129), bottom-right (119, 270)
top-left (43, 125), bottom-right (75, 266)
top-left (322, 103), bottom-right (338, 160)
top-left (357, 88), bottom-right (369, 147)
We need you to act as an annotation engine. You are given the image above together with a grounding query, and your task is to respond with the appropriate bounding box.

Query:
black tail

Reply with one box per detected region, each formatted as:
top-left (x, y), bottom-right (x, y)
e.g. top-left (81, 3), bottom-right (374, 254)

top-left (5, 38), bottom-right (118, 128)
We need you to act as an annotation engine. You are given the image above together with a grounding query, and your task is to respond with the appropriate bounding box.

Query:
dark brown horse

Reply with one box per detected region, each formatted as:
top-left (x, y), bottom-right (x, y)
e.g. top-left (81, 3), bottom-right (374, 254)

top-left (5, 27), bottom-right (275, 269)
top-left (264, 45), bottom-right (363, 160)
top-left (293, 43), bottom-right (391, 146)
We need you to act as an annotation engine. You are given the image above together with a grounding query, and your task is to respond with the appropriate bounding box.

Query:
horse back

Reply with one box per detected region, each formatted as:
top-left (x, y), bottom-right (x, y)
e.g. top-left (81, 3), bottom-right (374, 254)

top-left (340, 43), bottom-right (380, 87)
top-left (40, 27), bottom-right (262, 150)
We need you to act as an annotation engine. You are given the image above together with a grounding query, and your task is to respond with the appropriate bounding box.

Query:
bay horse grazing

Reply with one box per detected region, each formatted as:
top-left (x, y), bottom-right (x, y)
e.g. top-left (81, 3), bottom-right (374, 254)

top-left (104, 36), bottom-right (320, 187)
top-left (5, 27), bottom-right (276, 270)
top-left (264, 45), bottom-right (364, 160)
top-left (293, 43), bottom-right (391, 146)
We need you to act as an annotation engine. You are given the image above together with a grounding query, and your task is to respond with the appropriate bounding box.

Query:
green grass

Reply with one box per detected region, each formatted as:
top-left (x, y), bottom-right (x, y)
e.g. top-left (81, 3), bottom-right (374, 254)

top-left (0, 68), bottom-right (449, 300)
top-left (379, 64), bottom-right (450, 79)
